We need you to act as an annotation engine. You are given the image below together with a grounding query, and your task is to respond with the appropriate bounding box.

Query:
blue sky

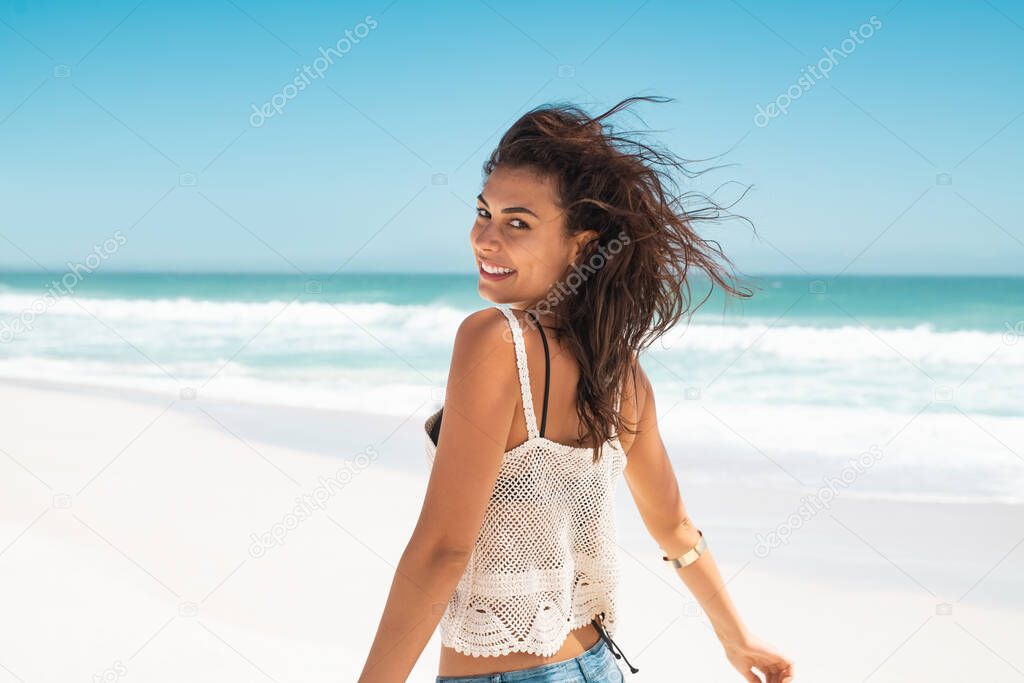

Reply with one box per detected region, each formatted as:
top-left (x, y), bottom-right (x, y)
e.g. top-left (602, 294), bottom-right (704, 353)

top-left (1, 0), bottom-right (1021, 275)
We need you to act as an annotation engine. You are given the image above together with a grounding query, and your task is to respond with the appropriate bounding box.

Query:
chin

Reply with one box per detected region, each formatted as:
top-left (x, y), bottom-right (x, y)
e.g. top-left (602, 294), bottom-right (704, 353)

top-left (477, 287), bottom-right (512, 305)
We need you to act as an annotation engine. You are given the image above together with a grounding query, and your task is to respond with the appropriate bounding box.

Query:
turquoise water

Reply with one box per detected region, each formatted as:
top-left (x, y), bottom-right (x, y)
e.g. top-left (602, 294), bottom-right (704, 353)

top-left (1, 271), bottom-right (1020, 406)
top-left (2, 271), bottom-right (1022, 502)
top-left (1, 271), bottom-right (1020, 331)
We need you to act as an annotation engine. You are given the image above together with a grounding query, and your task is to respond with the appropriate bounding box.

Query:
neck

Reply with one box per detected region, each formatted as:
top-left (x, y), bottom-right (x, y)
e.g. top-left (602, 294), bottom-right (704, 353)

top-left (510, 300), bottom-right (566, 330)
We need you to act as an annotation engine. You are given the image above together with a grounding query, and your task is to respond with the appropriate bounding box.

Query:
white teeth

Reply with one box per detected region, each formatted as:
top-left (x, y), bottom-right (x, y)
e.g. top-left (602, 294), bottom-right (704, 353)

top-left (481, 261), bottom-right (515, 275)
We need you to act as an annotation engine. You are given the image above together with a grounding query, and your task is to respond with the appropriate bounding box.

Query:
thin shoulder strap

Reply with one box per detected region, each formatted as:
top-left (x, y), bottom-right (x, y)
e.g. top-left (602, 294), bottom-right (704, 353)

top-left (524, 310), bottom-right (550, 438)
top-left (495, 306), bottom-right (540, 440)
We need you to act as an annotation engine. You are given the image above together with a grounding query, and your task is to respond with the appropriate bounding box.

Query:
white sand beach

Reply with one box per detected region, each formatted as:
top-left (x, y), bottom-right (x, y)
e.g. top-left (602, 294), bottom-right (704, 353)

top-left (2, 378), bottom-right (1022, 682)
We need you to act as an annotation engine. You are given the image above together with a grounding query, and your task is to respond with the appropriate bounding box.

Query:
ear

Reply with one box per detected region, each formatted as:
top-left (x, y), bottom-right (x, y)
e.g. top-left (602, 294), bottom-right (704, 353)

top-left (569, 230), bottom-right (600, 263)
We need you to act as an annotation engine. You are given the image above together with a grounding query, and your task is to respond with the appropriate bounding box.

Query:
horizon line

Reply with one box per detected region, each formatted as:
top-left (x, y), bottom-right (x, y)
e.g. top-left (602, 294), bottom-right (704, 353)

top-left (0, 268), bottom-right (1022, 279)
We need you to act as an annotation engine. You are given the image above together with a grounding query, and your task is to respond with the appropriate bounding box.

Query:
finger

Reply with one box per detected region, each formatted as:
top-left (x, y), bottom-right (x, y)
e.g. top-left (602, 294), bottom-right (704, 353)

top-left (742, 668), bottom-right (762, 683)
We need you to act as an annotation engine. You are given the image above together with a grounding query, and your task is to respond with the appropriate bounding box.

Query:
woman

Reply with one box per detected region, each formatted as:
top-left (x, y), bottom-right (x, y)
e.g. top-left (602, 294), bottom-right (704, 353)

top-left (358, 96), bottom-right (795, 682)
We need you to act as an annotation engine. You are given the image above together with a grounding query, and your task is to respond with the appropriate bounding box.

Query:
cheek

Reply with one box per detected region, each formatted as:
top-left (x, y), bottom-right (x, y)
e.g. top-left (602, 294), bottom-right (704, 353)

top-left (517, 243), bottom-right (567, 281)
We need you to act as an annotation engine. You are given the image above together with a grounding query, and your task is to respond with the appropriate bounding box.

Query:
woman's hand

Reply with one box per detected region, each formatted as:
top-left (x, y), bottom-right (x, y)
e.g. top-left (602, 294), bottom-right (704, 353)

top-left (721, 632), bottom-right (795, 682)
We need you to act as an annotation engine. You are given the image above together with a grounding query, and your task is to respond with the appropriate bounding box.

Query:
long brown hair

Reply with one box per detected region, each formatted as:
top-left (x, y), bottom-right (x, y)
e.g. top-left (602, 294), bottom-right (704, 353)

top-left (483, 95), bottom-right (757, 463)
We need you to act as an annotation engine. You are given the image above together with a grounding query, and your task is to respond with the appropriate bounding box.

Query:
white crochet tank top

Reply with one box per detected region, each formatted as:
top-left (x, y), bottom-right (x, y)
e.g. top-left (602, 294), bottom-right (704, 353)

top-left (424, 305), bottom-right (626, 658)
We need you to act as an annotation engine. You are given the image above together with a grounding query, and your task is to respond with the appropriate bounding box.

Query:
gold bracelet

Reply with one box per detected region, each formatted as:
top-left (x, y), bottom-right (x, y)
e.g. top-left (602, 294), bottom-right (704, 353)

top-left (661, 529), bottom-right (707, 569)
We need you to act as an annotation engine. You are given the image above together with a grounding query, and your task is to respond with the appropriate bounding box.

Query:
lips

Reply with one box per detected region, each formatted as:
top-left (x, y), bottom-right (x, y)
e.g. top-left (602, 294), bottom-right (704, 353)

top-left (478, 257), bottom-right (516, 281)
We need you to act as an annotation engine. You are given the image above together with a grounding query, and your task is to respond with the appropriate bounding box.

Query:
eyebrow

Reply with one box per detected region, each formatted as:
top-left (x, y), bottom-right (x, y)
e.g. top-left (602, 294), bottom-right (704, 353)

top-left (476, 193), bottom-right (539, 218)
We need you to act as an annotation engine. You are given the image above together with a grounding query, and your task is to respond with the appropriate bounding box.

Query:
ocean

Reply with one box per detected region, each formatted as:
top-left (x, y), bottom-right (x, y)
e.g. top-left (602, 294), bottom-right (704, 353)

top-left (1, 271), bottom-right (1021, 503)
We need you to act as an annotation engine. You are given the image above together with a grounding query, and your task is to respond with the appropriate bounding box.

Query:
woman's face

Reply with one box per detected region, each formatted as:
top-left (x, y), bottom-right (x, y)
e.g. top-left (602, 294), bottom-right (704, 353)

top-left (471, 165), bottom-right (596, 309)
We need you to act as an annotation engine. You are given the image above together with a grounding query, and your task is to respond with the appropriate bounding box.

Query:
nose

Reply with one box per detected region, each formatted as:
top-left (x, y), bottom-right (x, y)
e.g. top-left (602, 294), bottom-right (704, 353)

top-left (471, 218), bottom-right (501, 253)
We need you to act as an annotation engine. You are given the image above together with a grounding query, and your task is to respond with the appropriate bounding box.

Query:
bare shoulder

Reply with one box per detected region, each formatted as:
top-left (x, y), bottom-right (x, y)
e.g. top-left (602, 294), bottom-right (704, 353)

top-left (455, 306), bottom-right (507, 339)
top-left (453, 307), bottom-right (512, 355)
top-left (618, 355), bottom-right (653, 452)
top-left (621, 354), bottom-right (653, 414)
top-left (632, 356), bottom-right (653, 406)
top-left (448, 307), bottom-right (518, 389)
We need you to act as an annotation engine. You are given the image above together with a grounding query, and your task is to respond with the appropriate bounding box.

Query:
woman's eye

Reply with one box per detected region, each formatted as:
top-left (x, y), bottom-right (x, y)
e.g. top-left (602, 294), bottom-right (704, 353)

top-left (475, 207), bottom-right (528, 230)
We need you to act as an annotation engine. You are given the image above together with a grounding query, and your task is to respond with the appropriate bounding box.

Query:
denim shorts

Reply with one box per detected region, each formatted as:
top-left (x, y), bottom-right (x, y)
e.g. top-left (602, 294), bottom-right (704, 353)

top-left (435, 637), bottom-right (625, 682)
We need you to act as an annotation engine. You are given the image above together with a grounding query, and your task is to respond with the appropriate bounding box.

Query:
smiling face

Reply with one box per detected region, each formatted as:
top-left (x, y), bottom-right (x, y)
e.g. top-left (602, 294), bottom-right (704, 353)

top-left (471, 165), bottom-right (597, 310)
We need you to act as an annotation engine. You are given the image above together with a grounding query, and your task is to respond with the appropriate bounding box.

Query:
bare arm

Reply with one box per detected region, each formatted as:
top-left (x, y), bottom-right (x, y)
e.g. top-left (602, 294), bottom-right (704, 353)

top-left (622, 361), bottom-right (795, 682)
top-left (357, 309), bottom-right (519, 682)
top-left (622, 360), bottom-right (750, 644)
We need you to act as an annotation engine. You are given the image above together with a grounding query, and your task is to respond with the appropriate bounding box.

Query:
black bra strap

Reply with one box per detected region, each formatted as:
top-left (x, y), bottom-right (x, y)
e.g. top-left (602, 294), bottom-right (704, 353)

top-left (524, 310), bottom-right (550, 438)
